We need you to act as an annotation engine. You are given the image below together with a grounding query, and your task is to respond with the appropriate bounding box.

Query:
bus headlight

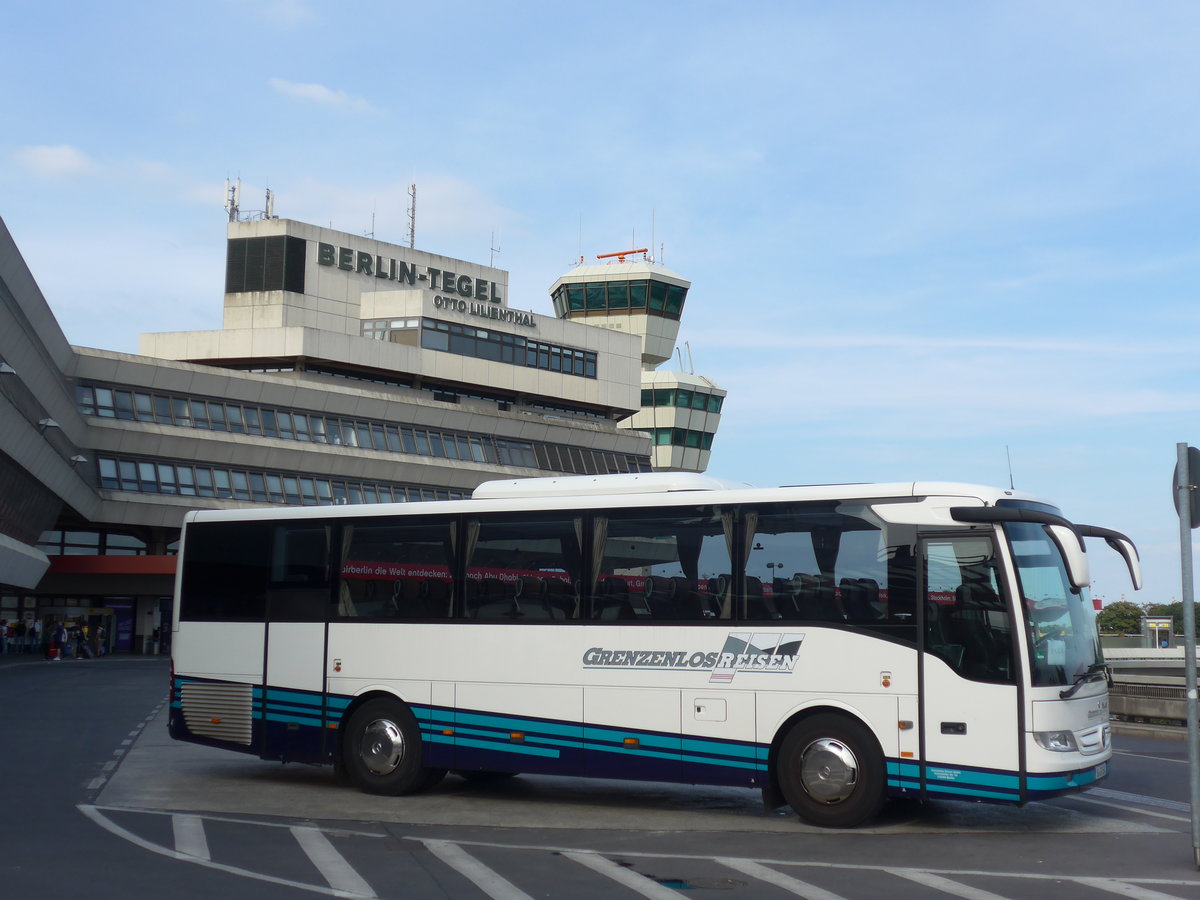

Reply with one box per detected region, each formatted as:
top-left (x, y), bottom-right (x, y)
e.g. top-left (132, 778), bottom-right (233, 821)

top-left (1033, 730), bottom-right (1079, 752)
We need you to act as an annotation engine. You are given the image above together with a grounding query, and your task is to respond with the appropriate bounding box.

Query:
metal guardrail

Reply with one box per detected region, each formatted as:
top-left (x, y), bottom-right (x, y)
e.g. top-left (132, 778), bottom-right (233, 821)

top-left (1110, 675), bottom-right (1187, 724)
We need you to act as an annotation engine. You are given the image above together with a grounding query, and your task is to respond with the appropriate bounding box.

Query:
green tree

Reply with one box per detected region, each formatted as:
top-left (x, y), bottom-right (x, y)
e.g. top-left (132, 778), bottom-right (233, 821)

top-left (1095, 600), bottom-right (1145, 634)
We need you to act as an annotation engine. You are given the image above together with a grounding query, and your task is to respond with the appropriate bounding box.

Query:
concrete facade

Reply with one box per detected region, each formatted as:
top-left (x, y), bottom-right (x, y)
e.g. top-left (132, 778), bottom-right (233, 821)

top-left (0, 215), bottom-right (696, 653)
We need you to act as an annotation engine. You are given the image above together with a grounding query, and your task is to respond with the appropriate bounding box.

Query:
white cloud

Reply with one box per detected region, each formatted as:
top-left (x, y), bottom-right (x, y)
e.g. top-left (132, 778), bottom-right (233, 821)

top-left (268, 78), bottom-right (376, 114)
top-left (12, 145), bottom-right (96, 180)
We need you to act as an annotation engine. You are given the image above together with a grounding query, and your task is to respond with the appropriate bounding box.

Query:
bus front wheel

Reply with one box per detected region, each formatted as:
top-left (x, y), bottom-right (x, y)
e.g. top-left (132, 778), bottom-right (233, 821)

top-left (777, 714), bottom-right (885, 828)
top-left (342, 698), bottom-right (446, 795)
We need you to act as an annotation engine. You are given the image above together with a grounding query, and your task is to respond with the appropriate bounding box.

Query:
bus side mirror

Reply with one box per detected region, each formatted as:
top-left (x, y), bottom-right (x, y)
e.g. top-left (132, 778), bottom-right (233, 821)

top-left (1043, 524), bottom-right (1091, 591)
top-left (1076, 524), bottom-right (1143, 592)
top-left (1104, 536), bottom-right (1143, 591)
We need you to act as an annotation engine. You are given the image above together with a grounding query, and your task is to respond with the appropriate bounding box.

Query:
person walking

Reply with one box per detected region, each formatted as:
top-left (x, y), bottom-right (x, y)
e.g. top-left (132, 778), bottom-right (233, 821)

top-left (28, 618), bottom-right (41, 656)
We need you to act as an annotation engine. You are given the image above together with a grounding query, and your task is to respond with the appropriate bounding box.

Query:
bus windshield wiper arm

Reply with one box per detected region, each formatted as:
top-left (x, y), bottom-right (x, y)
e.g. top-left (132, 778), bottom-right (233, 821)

top-left (1059, 663), bottom-right (1108, 700)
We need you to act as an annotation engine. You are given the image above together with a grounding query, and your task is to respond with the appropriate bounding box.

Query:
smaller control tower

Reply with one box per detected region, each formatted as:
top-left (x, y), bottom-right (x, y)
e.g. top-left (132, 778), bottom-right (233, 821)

top-left (550, 250), bottom-right (726, 473)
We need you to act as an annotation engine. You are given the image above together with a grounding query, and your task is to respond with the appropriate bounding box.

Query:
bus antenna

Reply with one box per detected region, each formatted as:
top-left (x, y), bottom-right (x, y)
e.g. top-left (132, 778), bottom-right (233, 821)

top-left (1006, 446), bottom-right (1015, 490)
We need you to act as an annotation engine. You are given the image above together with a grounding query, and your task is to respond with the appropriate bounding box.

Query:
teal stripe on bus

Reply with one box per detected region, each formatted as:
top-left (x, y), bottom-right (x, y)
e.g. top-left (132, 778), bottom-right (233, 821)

top-left (680, 737), bottom-right (767, 762)
top-left (453, 736), bottom-right (561, 759)
top-left (926, 783), bottom-right (1021, 801)
top-left (681, 752), bottom-right (765, 772)
top-left (454, 710), bottom-right (585, 740)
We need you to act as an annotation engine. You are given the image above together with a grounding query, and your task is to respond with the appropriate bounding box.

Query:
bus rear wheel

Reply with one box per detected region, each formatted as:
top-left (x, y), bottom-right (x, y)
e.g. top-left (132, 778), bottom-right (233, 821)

top-left (777, 714), bottom-right (885, 828)
top-left (342, 698), bottom-right (446, 795)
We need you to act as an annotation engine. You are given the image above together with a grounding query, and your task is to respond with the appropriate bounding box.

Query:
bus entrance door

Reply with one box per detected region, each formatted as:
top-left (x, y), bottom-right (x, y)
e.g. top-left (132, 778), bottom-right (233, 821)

top-left (918, 535), bottom-right (1020, 805)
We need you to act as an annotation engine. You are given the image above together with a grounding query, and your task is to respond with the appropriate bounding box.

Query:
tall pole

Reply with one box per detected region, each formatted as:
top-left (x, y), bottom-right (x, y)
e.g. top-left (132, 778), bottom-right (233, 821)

top-left (1175, 442), bottom-right (1200, 868)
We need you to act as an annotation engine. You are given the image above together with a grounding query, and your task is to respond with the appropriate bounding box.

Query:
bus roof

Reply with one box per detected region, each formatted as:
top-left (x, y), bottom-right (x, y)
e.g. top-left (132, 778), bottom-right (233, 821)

top-left (180, 476), bottom-right (1050, 525)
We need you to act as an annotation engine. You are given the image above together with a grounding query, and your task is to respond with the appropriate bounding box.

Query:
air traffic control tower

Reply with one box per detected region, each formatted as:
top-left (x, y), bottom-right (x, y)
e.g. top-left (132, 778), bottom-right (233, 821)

top-left (549, 250), bottom-right (726, 473)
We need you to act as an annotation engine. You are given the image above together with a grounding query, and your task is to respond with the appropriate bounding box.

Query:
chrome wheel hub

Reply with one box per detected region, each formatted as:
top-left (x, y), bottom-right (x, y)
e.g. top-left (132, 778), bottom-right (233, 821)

top-left (799, 738), bottom-right (859, 804)
top-left (360, 718), bottom-right (405, 775)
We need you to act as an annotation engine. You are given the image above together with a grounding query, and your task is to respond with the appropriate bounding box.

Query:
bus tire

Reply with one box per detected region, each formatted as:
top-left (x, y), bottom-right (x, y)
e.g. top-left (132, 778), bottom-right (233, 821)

top-left (777, 713), bottom-right (885, 828)
top-left (342, 698), bottom-right (445, 796)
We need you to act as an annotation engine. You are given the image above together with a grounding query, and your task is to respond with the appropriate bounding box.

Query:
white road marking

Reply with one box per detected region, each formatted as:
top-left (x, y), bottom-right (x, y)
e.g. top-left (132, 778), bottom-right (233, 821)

top-left (1088, 787), bottom-right (1192, 813)
top-left (888, 869), bottom-right (1011, 899)
top-left (1114, 749), bottom-right (1187, 765)
top-left (172, 815), bottom-right (210, 860)
top-left (1071, 795), bottom-right (1190, 824)
top-left (1074, 876), bottom-right (1191, 899)
top-left (292, 826), bottom-right (375, 898)
top-left (563, 850), bottom-right (686, 899)
top-left (79, 805), bottom-right (363, 898)
top-left (422, 839), bottom-right (533, 900)
top-left (717, 857), bottom-right (848, 899)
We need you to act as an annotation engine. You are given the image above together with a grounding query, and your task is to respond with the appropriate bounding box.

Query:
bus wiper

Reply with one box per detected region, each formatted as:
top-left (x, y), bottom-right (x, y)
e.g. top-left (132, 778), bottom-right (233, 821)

top-left (1059, 663), bottom-right (1109, 700)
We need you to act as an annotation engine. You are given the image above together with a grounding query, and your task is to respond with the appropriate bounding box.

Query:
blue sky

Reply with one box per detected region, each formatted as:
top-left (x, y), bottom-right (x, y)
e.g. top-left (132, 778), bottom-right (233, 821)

top-left (3, 1), bottom-right (1199, 605)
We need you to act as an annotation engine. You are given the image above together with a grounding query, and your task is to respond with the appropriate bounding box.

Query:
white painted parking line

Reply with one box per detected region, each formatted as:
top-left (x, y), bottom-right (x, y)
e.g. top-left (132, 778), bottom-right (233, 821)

top-left (717, 857), bottom-right (848, 899)
top-left (562, 851), bottom-right (686, 899)
top-left (172, 814), bottom-right (210, 860)
top-left (888, 869), bottom-right (1012, 900)
top-left (422, 840), bottom-right (533, 900)
top-left (1071, 795), bottom-right (1190, 824)
top-left (1114, 750), bottom-right (1188, 766)
top-left (291, 827), bottom-right (375, 899)
top-left (1073, 877), bottom-right (1189, 899)
top-left (79, 805), bottom-right (352, 898)
top-left (1089, 787), bottom-right (1192, 813)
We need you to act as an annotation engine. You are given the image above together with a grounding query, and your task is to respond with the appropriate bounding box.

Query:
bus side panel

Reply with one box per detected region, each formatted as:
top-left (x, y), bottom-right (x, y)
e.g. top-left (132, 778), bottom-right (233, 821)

top-left (263, 622), bottom-right (327, 763)
top-left (169, 621), bottom-right (266, 755)
top-left (921, 658), bottom-right (1021, 802)
top-left (453, 682), bottom-right (584, 777)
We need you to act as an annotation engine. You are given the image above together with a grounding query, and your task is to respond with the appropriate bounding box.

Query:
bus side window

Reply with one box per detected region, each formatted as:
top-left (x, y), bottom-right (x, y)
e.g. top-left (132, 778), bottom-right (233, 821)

top-left (465, 512), bottom-right (582, 620)
top-left (268, 525), bottom-right (332, 622)
top-left (338, 520), bottom-right (455, 619)
top-left (179, 520), bottom-right (272, 621)
top-left (597, 507), bottom-right (730, 620)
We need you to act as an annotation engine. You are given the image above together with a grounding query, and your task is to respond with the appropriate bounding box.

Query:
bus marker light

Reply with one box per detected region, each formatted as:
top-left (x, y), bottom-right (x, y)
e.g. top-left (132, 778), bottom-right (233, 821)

top-left (211, 718), bottom-right (222, 724)
top-left (624, 737), bottom-right (639, 746)
top-left (901, 751), bottom-right (914, 758)
top-left (898, 720), bottom-right (912, 730)
top-left (442, 729), bottom-right (454, 736)
top-left (881, 671), bottom-right (892, 688)
top-left (510, 732), bottom-right (525, 742)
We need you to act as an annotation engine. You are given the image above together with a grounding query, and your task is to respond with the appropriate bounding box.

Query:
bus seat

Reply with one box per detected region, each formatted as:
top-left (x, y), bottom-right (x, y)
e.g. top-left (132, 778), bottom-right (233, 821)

top-left (644, 575), bottom-right (677, 618)
top-left (744, 576), bottom-right (782, 620)
top-left (421, 579), bottom-right (453, 617)
top-left (543, 577), bottom-right (575, 618)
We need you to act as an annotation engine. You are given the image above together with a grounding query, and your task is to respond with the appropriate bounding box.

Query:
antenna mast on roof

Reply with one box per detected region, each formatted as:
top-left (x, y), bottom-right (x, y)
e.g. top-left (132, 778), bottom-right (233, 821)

top-left (490, 231), bottom-right (501, 267)
top-left (224, 178), bottom-right (241, 222)
top-left (406, 183), bottom-right (417, 249)
top-left (265, 188), bottom-right (274, 219)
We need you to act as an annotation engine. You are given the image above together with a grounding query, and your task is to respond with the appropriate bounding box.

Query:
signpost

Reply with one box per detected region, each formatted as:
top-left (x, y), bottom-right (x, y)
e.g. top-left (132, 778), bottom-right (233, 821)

top-left (1173, 443), bottom-right (1200, 868)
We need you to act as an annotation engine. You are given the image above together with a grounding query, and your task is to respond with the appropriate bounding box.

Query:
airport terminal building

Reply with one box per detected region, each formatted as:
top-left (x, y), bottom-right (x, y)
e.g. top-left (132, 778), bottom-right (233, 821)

top-left (0, 213), bottom-right (725, 651)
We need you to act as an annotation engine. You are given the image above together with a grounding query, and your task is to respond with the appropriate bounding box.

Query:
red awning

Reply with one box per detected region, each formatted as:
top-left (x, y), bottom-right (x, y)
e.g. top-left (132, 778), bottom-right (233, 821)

top-left (47, 555), bottom-right (178, 576)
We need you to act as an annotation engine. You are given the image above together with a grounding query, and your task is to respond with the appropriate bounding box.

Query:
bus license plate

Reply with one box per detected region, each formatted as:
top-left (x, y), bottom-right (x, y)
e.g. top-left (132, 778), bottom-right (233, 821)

top-left (1095, 762), bottom-right (1108, 779)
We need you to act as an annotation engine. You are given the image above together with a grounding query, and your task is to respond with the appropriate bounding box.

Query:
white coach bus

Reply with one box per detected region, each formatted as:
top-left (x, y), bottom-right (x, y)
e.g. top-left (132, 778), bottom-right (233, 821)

top-left (168, 474), bottom-right (1141, 827)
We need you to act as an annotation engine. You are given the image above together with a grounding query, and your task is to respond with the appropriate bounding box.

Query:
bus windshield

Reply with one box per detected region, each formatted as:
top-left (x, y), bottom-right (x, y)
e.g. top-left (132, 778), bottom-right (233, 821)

top-left (1004, 521), bottom-right (1102, 687)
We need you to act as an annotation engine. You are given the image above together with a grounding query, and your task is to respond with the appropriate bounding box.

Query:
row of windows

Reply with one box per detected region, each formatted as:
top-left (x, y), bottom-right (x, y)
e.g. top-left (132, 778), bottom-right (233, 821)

top-left (224, 361), bottom-right (610, 419)
top-left (76, 384), bottom-right (650, 476)
top-left (37, 530), bottom-right (149, 557)
top-left (640, 387), bottom-right (724, 414)
top-left (551, 279), bottom-right (687, 320)
top-left (177, 502), bottom-right (1013, 683)
top-left (96, 455), bottom-right (466, 505)
top-left (420, 319), bottom-right (598, 378)
top-left (643, 428), bottom-right (716, 450)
